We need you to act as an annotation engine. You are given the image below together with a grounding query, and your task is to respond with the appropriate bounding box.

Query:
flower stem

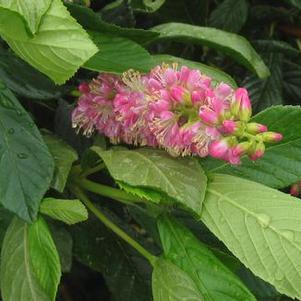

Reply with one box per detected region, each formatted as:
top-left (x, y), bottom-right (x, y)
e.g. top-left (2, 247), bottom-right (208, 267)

top-left (75, 177), bottom-right (140, 205)
top-left (81, 162), bottom-right (106, 178)
top-left (71, 186), bottom-right (157, 266)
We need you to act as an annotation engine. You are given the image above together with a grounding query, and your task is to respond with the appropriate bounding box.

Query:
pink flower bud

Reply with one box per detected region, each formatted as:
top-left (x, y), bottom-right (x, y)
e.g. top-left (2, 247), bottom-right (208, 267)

top-left (246, 122), bottom-right (267, 134)
top-left (191, 90), bottom-right (204, 103)
top-left (236, 88), bottom-right (252, 122)
top-left (199, 107), bottom-right (218, 125)
top-left (260, 131), bottom-right (283, 143)
top-left (221, 120), bottom-right (243, 135)
top-left (165, 69), bottom-right (178, 85)
top-left (216, 83), bottom-right (232, 99)
top-left (227, 149), bottom-right (241, 165)
top-left (208, 138), bottom-right (231, 159)
top-left (248, 141), bottom-right (265, 160)
top-left (232, 141), bottom-right (251, 156)
top-left (78, 83), bottom-right (90, 94)
top-left (290, 183), bottom-right (300, 197)
top-left (170, 86), bottom-right (185, 102)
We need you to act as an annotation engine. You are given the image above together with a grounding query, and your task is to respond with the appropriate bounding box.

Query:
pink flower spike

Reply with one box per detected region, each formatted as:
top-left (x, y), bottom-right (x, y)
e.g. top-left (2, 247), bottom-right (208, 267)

top-left (246, 122), bottom-right (267, 134)
top-left (208, 139), bottom-right (230, 159)
top-left (290, 183), bottom-right (300, 197)
top-left (78, 83), bottom-right (90, 94)
top-left (261, 132), bottom-right (283, 143)
top-left (199, 107), bottom-right (219, 125)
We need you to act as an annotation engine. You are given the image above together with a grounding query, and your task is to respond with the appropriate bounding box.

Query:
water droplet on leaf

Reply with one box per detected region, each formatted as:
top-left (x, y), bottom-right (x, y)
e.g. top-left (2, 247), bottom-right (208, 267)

top-left (280, 230), bottom-right (294, 241)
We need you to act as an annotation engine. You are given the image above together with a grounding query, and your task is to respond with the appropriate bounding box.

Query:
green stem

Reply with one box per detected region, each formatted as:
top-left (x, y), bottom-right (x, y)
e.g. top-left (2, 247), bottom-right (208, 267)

top-left (75, 177), bottom-right (140, 205)
top-left (81, 163), bottom-right (106, 178)
top-left (71, 186), bottom-right (157, 266)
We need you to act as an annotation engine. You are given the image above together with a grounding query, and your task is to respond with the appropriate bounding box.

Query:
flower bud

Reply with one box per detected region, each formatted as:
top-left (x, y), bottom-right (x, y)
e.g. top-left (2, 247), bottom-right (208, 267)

top-left (232, 141), bottom-right (252, 156)
top-left (246, 122), bottom-right (267, 134)
top-left (199, 107), bottom-right (218, 125)
top-left (290, 183), bottom-right (300, 197)
top-left (208, 138), bottom-right (231, 159)
top-left (170, 86), bottom-right (185, 102)
top-left (248, 141), bottom-right (265, 161)
top-left (237, 88), bottom-right (252, 122)
top-left (222, 120), bottom-right (244, 135)
top-left (78, 83), bottom-right (90, 94)
top-left (260, 131), bottom-right (283, 143)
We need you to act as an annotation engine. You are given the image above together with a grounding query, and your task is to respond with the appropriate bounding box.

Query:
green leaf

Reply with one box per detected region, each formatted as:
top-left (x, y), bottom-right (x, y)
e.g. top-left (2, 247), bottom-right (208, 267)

top-left (131, 0), bottom-right (165, 13)
top-left (117, 181), bottom-right (162, 203)
top-left (49, 224), bottom-right (73, 273)
top-left (252, 40), bottom-right (300, 57)
top-left (285, 0), bottom-right (301, 10)
top-left (0, 49), bottom-right (65, 100)
top-left (152, 258), bottom-right (203, 301)
top-left (66, 3), bottom-right (159, 44)
top-left (158, 216), bottom-right (256, 301)
top-left (0, 83), bottom-right (54, 222)
top-left (1, 217), bottom-right (61, 301)
top-left (93, 147), bottom-right (207, 214)
top-left (243, 52), bottom-right (283, 112)
top-left (28, 216), bottom-right (61, 300)
top-left (202, 105), bottom-right (301, 189)
top-left (200, 173), bottom-right (301, 299)
top-left (151, 23), bottom-right (270, 79)
top-left (43, 133), bottom-right (78, 192)
top-left (84, 32), bottom-right (154, 73)
top-left (151, 54), bottom-right (237, 87)
top-left (71, 208), bottom-right (153, 301)
top-left (0, 0), bottom-right (98, 84)
top-left (283, 60), bottom-right (301, 102)
top-left (209, 0), bottom-right (249, 33)
top-left (40, 198), bottom-right (88, 225)
top-left (0, 0), bottom-right (51, 34)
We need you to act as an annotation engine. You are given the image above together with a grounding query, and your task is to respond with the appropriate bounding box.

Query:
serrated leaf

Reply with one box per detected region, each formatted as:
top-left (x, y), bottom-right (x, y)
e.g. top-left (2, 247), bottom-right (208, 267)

top-left (0, 49), bottom-right (65, 100)
top-left (0, 0), bottom-right (51, 34)
top-left (40, 198), bottom-right (88, 225)
top-left (117, 181), bottom-right (162, 203)
top-left (158, 216), bottom-right (256, 301)
top-left (43, 133), bottom-right (78, 192)
top-left (202, 105), bottom-right (301, 189)
top-left (0, 83), bottom-right (54, 222)
top-left (151, 22), bottom-right (270, 79)
top-left (151, 54), bottom-right (237, 87)
top-left (285, 0), bottom-right (301, 10)
top-left (66, 2), bottom-right (159, 44)
top-left (1, 217), bottom-right (60, 301)
top-left (92, 147), bottom-right (207, 214)
top-left (200, 173), bottom-right (301, 299)
top-left (84, 32), bottom-right (154, 73)
top-left (252, 40), bottom-right (299, 57)
top-left (209, 0), bottom-right (249, 33)
top-left (243, 52), bottom-right (283, 112)
top-left (28, 216), bottom-right (61, 300)
top-left (152, 258), bottom-right (203, 301)
top-left (0, 0), bottom-right (98, 84)
top-left (71, 207), bottom-right (153, 301)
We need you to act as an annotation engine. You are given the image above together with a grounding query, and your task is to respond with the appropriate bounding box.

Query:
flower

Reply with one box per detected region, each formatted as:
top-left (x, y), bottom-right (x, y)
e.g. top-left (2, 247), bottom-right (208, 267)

top-left (72, 64), bottom-right (283, 165)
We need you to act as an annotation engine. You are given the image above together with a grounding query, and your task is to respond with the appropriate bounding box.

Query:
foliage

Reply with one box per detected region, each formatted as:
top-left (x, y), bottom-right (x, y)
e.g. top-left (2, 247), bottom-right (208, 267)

top-left (0, 1), bottom-right (301, 301)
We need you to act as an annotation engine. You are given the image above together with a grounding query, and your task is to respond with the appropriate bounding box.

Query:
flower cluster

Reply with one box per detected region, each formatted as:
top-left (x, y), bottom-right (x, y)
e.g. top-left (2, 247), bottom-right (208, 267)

top-left (72, 64), bottom-right (282, 164)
